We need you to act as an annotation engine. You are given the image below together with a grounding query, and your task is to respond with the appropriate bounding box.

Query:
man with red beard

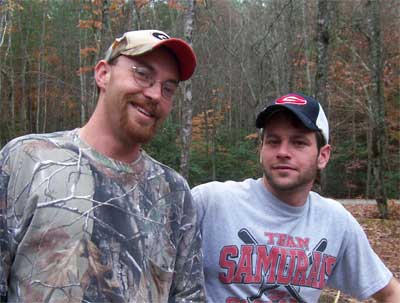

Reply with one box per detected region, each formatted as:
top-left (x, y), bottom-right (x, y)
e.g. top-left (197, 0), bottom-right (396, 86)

top-left (192, 93), bottom-right (400, 303)
top-left (0, 30), bottom-right (205, 302)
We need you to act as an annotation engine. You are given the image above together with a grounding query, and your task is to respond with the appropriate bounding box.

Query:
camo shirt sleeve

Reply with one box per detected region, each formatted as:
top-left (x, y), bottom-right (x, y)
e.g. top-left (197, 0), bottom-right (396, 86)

top-left (0, 130), bottom-right (205, 303)
top-left (167, 178), bottom-right (205, 303)
top-left (0, 141), bottom-right (11, 302)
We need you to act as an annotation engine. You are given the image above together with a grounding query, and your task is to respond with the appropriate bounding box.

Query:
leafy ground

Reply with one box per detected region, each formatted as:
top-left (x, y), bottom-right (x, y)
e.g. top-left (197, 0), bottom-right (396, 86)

top-left (320, 200), bottom-right (400, 302)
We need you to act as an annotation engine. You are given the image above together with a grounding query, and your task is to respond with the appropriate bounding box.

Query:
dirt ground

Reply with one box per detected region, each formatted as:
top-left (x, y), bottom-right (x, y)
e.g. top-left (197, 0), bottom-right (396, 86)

top-left (319, 199), bottom-right (400, 302)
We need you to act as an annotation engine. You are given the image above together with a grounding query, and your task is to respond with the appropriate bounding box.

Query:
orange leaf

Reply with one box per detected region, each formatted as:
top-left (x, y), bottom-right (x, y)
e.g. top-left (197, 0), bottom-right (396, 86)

top-left (80, 47), bottom-right (98, 57)
top-left (77, 66), bottom-right (94, 75)
top-left (168, 0), bottom-right (184, 10)
top-left (134, 0), bottom-right (150, 9)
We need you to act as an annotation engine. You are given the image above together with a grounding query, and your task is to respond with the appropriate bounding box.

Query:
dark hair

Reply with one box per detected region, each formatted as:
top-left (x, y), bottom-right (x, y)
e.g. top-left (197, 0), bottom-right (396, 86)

top-left (315, 130), bottom-right (326, 153)
top-left (260, 109), bottom-right (327, 152)
top-left (260, 128), bottom-right (326, 152)
top-left (107, 55), bottom-right (120, 66)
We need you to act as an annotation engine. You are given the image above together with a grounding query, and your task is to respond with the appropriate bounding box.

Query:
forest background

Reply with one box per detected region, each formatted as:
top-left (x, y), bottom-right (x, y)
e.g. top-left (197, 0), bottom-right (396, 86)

top-left (0, 0), bottom-right (399, 217)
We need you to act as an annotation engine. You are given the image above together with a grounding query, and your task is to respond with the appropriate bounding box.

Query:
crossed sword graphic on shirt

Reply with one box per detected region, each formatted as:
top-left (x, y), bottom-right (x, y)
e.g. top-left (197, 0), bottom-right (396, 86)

top-left (238, 228), bottom-right (328, 303)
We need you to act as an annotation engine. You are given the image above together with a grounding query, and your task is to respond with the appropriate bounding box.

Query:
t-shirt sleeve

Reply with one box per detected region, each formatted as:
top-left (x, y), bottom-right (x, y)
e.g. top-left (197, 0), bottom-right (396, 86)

top-left (327, 210), bottom-right (392, 300)
top-left (191, 185), bottom-right (208, 234)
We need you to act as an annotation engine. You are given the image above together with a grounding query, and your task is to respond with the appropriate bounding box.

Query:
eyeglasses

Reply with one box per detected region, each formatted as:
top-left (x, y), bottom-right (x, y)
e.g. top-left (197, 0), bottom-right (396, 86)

top-left (131, 66), bottom-right (179, 100)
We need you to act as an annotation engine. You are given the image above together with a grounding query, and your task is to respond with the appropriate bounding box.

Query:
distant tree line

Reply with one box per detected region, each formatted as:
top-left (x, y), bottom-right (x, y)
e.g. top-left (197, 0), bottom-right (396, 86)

top-left (0, 0), bottom-right (398, 217)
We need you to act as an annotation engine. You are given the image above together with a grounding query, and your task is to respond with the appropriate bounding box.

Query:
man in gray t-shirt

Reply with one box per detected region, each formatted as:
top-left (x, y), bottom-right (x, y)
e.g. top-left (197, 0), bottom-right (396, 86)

top-left (192, 93), bottom-right (400, 302)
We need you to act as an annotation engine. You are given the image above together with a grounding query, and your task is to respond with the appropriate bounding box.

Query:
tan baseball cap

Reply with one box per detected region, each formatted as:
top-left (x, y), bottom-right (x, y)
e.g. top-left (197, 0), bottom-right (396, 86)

top-left (104, 29), bottom-right (196, 81)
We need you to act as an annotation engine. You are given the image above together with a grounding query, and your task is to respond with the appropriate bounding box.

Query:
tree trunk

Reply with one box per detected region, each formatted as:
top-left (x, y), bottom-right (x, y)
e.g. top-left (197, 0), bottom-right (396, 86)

top-left (78, 10), bottom-right (86, 125)
top-left (366, 0), bottom-right (388, 218)
top-left (86, 0), bottom-right (111, 117)
top-left (20, 23), bottom-right (28, 134)
top-left (0, 0), bottom-right (9, 135)
top-left (180, 0), bottom-right (195, 180)
top-left (314, 0), bottom-right (331, 193)
top-left (211, 121), bottom-right (216, 181)
top-left (301, 0), bottom-right (312, 93)
top-left (4, 1), bottom-right (15, 137)
top-left (314, 0), bottom-right (330, 109)
top-left (366, 113), bottom-right (372, 198)
top-left (283, 0), bottom-right (294, 92)
top-left (41, 4), bottom-right (48, 133)
top-left (132, 0), bottom-right (145, 30)
top-left (36, 7), bottom-right (47, 133)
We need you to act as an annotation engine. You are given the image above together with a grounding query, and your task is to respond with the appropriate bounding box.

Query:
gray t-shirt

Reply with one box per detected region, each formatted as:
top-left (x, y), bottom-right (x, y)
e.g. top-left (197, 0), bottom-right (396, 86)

top-left (192, 178), bottom-right (392, 303)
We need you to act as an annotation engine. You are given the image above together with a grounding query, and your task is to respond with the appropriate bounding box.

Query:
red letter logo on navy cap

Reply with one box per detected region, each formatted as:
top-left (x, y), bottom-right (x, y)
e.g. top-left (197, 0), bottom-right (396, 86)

top-left (275, 94), bottom-right (307, 105)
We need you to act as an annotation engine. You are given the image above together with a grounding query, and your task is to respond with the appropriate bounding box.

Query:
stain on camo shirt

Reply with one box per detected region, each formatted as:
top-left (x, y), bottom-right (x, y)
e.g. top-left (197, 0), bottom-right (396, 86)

top-left (0, 129), bottom-right (205, 303)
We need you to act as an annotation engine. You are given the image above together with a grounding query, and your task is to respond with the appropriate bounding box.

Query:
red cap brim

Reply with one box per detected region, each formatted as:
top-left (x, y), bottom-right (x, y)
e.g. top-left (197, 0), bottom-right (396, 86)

top-left (154, 38), bottom-right (196, 81)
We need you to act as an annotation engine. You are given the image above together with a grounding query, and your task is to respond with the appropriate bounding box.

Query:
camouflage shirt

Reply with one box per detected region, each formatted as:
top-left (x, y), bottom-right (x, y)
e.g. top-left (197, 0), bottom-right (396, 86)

top-left (0, 129), bottom-right (205, 303)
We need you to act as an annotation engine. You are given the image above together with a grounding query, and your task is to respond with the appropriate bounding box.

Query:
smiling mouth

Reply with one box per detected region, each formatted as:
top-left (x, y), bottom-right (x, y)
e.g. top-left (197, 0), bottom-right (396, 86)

top-left (132, 104), bottom-right (155, 118)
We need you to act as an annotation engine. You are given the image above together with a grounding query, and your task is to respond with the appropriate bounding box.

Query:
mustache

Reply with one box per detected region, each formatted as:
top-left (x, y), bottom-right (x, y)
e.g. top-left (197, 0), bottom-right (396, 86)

top-left (124, 96), bottom-right (160, 119)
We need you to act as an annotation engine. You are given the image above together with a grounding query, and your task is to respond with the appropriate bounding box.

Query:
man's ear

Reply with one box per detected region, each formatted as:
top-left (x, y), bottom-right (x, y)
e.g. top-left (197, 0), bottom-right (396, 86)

top-left (317, 144), bottom-right (331, 170)
top-left (95, 60), bottom-right (111, 91)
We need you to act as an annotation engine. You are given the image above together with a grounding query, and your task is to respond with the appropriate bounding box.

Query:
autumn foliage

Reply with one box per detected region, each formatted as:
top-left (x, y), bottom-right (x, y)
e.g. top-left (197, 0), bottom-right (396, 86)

top-left (0, 0), bottom-right (398, 200)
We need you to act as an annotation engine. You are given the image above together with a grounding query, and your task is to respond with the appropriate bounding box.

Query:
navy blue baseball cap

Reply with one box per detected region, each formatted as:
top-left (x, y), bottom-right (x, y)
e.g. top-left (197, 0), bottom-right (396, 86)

top-left (256, 93), bottom-right (329, 144)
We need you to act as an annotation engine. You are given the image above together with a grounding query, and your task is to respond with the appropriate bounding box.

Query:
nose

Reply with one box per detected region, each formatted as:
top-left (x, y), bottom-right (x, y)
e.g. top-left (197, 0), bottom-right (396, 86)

top-left (276, 141), bottom-right (291, 159)
top-left (142, 81), bottom-right (163, 102)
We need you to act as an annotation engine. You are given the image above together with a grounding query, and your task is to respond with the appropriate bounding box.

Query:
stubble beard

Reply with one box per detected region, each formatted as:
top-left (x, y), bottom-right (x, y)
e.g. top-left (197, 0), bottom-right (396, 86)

top-left (119, 99), bottom-right (162, 145)
top-left (262, 161), bottom-right (318, 193)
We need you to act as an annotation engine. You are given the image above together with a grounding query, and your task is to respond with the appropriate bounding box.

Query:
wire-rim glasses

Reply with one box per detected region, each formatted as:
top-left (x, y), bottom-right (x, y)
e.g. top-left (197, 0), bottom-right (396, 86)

top-left (131, 66), bottom-right (179, 100)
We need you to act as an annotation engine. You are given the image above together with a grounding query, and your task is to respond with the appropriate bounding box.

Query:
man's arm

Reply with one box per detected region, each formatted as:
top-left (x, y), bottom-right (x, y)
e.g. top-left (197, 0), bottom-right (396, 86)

top-left (372, 277), bottom-right (400, 302)
top-left (168, 187), bottom-right (205, 303)
top-left (0, 148), bottom-right (11, 303)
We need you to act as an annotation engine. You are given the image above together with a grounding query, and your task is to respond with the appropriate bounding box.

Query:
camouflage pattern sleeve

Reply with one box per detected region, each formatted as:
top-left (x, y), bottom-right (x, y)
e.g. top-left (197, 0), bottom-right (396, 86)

top-left (168, 186), bottom-right (206, 303)
top-left (0, 132), bottom-right (206, 302)
top-left (0, 144), bottom-right (11, 303)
